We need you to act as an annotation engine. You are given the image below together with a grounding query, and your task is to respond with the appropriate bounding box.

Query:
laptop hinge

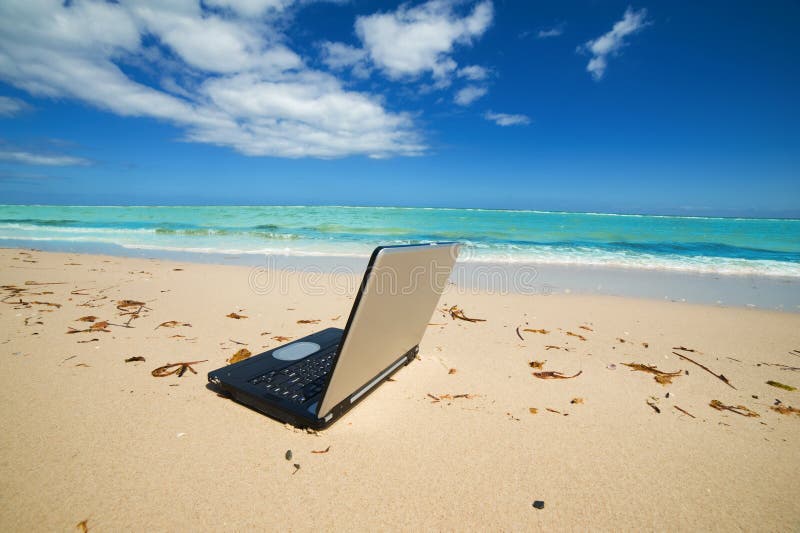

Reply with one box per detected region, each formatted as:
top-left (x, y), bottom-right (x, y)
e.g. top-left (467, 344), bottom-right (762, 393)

top-left (349, 355), bottom-right (407, 404)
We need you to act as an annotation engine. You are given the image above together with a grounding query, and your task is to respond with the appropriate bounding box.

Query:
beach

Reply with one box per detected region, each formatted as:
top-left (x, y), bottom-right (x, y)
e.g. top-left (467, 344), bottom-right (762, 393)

top-left (1, 247), bottom-right (799, 531)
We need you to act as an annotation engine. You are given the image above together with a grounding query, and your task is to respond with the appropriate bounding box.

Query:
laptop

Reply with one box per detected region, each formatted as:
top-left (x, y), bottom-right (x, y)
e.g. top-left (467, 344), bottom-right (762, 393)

top-left (208, 242), bottom-right (461, 429)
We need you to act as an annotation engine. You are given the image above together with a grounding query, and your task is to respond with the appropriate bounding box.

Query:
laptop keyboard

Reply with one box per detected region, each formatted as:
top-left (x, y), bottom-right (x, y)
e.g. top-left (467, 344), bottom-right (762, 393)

top-left (249, 347), bottom-right (336, 404)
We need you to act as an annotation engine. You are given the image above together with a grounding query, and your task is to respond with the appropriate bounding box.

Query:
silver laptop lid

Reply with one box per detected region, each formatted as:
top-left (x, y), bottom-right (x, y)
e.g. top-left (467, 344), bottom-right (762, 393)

top-left (316, 242), bottom-right (460, 417)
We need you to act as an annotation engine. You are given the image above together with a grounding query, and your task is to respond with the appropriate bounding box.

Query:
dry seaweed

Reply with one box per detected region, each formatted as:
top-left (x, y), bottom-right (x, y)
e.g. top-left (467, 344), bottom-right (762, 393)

top-left (770, 405), bottom-right (800, 416)
top-left (448, 368), bottom-right (457, 374)
top-left (528, 407), bottom-right (538, 414)
top-left (447, 305), bottom-right (485, 323)
top-left (77, 338), bottom-right (99, 344)
top-left (709, 399), bottom-right (759, 417)
top-left (116, 300), bottom-right (145, 311)
top-left (524, 328), bottom-right (549, 334)
top-left (311, 446), bottom-right (331, 454)
top-left (155, 320), bottom-right (191, 329)
top-left (622, 362), bottom-right (683, 385)
top-left (228, 348), bottom-right (252, 364)
top-left (24, 281), bottom-right (66, 286)
top-left (532, 370), bottom-right (582, 380)
top-left (565, 331), bottom-right (587, 341)
top-left (759, 362), bottom-right (800, 371)
top-left (125, 356), bottom-right (146, 363)
top-left (67, 321), bottom-right (111, 334)
top-left (297, 319), bottom-right (320, 324)
top-left (570, 397), bottom-right (584, 404)
top-left (77, 315), bottom-right (98, 322)
top-left (427, 393), bottom-right (478, 403)
top-left (272, 335), bottom-right (291, 342)
top-left (673, 346), bottom-right (699, 353)
top-left (151, 360), bottom-right (207, 377)
top-left (766, 380), bottom-right (796, 392)
top-left (76, 519), bottom-right (89, 532)
top-left (226, 312), bottom-right (247, 319)
top-left (545, 408), bottom-right (567, 415)
top-left (673, 351), bottom-right (736, 389)
top-left (674, 405), bottom-right (696, 418)
top-left (579, 325), bottom-right (594, 331)
top-left (528, 360), bottom-right (546, 370)
top-left (544, 345), bottom-right (561, 350)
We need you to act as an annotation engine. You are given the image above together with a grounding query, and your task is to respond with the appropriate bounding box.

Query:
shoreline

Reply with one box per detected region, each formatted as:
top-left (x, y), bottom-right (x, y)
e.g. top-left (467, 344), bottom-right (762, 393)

top-left (3, 240), bottom-right (799, 311)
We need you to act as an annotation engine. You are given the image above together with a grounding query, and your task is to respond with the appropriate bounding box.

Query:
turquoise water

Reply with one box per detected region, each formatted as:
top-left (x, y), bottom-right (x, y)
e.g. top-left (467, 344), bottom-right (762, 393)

top-left (1, 205), bottom-right (799, 277)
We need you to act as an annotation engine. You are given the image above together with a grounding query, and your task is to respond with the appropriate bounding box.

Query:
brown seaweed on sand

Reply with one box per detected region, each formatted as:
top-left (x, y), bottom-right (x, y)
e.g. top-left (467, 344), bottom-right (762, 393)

top-left (227, 348), bottom-right (252, 364)
top-left (673, 352), bottom-right (736, 389)
top-left (311, 446), bottom-right (331, 454)
top-left (565, 331), bottom-right (587, 341)
top-left (76, 315), bottom-right (98, 322)
top-left (579, 325), bottom-right (594, 331)
top-left (528, 360), bottom-right (545, 370)
top-left (446, 305), bottom-right (485, 323)
top-left (544, 345), bottom-right (561, 350)
top-left (427, 393), bottom-right (478, 403)
top-left (226, 312), bottom-right (247, 319)
top-left (709, 399), bottom-right (759, 417)
top-left (125, 356), bottom-right (146, 362)
top-left (151, 360), bottom-right (207, 377)
top-left (570, 397), bottom-right (584, 404)
top-left (272, 335), bottom-right (291, 342)
top-left (528, 407), bottom-right (538, 414)
top-left (622, 362), bottom-right (683, 385)
top-left (67, 320), bottom-right (111, 334)
top-left (297, 319), bottom-right (320, 324)
top-left (448, 368), bottom-right (457, 374)
top-left (646, 399), bottom-right (661, 413)
top-left (770, 405), bottom-right (800, 416)
top-left (673, 346), bottom-right (699, 353)
top-left (76, 519), bottom-right (89, 532)
top-left (155, 320), bottom-right (191, 329)
top-left (116, 299), bottom-right (146, 311)
top-left (532, 370), bottom-right (582, 380)
top-left (523, 328), bottom-right (549, 334)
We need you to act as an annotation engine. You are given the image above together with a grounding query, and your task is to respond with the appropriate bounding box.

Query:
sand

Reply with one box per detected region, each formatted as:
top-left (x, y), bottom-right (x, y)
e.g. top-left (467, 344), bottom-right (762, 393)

top-left (1, 247), bottom-right (799, 531)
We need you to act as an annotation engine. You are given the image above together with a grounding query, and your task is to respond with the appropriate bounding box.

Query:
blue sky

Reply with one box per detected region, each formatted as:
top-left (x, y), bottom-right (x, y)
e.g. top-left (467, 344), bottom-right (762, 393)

top-left (0, 0), bottom-right (798, 216)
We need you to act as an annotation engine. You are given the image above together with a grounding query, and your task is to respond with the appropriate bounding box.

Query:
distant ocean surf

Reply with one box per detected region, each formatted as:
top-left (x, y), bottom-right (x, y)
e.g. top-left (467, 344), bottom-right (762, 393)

top-left (1, 205), bottom-right (799, 277)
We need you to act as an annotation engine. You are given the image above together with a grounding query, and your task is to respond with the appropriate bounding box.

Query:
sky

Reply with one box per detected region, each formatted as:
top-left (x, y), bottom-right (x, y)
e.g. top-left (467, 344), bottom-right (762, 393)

top-left (0, 0), bottom-right (798, 217)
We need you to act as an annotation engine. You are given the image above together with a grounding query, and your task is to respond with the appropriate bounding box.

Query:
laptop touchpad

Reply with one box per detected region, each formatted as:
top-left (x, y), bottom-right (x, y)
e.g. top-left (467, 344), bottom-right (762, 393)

top-left (273, 342), bottom-right (320, 361)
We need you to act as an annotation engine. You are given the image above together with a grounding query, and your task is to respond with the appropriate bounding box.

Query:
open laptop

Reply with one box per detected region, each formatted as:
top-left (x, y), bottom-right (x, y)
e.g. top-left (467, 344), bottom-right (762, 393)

top-left (208, 242), bottom-right (460, 429)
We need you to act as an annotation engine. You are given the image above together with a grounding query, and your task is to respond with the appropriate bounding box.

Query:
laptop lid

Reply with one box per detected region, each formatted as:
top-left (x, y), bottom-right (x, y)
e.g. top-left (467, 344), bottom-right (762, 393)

top-left (316, 242), bottom-right (461, 417)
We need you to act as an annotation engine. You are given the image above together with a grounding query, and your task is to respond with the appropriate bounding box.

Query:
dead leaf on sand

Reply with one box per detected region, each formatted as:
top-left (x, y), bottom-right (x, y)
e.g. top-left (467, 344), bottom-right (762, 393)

top-left (228, 348), bottom-right (252, 364)
top-left (709, 399), bottom-right (759, 417)
top-left (311, 446), bottom-right (331, 454)
top-left (227, 312), bottom-right (247, 319)
top-left (125, 356), bottom-right (146, 363)
top-left (448, 368), bottom-right (457, 374)
top-left (151, 360), bottom-right (207, 377)
top-left (116, 300), bottom-right (146, 310)
top-left (622, 362), bottom-right (683, 385)
top-left (532, 370), bottom-right (582, 380)
top-left (528, 407), bottom-right (538, 414)
top-left (528, 360), bottom-right (545, 370)
top-left (766, 380), bottom-right (796, 392)
top-left (76, 315), bottom-right (98, 322)
top-left (446, 305), bottom-right (485, 323)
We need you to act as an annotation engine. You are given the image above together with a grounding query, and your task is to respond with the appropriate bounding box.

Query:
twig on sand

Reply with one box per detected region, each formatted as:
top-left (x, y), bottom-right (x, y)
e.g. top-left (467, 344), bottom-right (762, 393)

top-left (674, 405), bottom-right (696, 418)
top-left (446, 305), bottom-right (485, 323)
top-left (516, 326), bottom-right (524, 341)
top-left (709, 399), bottom-right (758, 417)
top-left (673, 351), bottom-right (736, 390)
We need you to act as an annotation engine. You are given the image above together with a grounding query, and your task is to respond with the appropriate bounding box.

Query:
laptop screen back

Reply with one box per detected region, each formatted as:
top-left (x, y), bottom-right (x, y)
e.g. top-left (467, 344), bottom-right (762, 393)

top-left (316, 243), bottom-right (460, 417)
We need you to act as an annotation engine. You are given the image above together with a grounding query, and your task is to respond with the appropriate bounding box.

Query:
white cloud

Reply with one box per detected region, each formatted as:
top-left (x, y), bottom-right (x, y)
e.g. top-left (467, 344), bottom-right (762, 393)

top-left (0, 149), bottom-right (89, 166)
top-left (0, 96), bottom-right (30, 117)
top-left (454, 85), bottom-right (487, 106)
top-left (0, 0), bottom-right (422, 158)
top-left (484, 111), bottom-right (530, 126)
top-left (457, 65), bottom-right (488, 80)
top-left (354, 0), bottom-right (493, 85)
top-left (204, 0), bottom-right (295, 17)
top-left (581, 7), bottom-right (649, 80)
top-left (537, 25), bottom-right (564, 39)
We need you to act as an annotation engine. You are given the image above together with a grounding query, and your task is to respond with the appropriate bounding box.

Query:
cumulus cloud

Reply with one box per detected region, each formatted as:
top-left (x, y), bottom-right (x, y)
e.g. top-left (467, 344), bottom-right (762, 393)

top-left (580, 7), bottom-right (649, 80)
top-left (0, 149), bottom-right (89, 166)
top-left (484, 111), bottom-right (530, 126)
top-left (0, 96), bottom-right (31, 117)
top-left (457, 65), bottom-right (488, 81)
top-left (343, 0), bottom-right (493, 86)
top-left (454, 85), bottom-right (487, 106)
top-left (0, 0), bottom-right (422, 158)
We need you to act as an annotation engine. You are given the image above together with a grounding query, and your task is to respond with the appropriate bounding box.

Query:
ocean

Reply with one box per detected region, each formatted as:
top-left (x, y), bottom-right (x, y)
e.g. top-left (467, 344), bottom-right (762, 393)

top-left (1, 205), bottom-right (799, 277)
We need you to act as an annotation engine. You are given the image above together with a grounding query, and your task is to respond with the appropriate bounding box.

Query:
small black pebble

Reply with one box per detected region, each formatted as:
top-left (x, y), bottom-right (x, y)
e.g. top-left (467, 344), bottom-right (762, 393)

top-left (665, 392), bottom-right (670, 398)
top-left (752, 395), bottom-right (758, 399)
top-left (532, 501), bottom-right (545, 509)
top-left (285, 450), bottom-right (293, 461)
